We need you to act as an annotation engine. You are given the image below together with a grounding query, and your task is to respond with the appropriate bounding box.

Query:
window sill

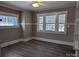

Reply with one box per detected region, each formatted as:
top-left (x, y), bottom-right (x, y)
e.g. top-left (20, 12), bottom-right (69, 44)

top-left (0, 26), bottom-right (20, 29)
top-left (37, 30), bottom-right (66, 34)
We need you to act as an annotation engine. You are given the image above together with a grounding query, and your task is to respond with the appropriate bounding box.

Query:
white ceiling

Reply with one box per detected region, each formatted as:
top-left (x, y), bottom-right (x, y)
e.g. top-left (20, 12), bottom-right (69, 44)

top-left (0, 1), bottom-right (76, 11)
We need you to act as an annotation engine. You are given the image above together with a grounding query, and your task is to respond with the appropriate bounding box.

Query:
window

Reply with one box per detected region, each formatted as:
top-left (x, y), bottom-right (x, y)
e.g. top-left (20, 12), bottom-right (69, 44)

top-left (0, 15), bottom-right (18, 26)
top-left (37, 11), bottom-right (67, 33)
top-left (58, 14), bottom-right (66, 32)
top-left (0, 12), bottom-right (19, 28)
top-left (37, 16), bottom-right (43, 31)
top-left (46, 15), bottom-right (56, 31)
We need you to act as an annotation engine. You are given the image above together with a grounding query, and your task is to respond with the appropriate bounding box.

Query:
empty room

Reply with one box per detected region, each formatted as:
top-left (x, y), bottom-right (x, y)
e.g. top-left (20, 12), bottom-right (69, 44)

top-left (0, 0), bottom-right (79, 57)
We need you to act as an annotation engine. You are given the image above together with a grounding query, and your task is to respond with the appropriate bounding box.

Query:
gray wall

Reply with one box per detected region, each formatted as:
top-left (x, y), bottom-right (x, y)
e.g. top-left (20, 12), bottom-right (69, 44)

top-left (0, 6), bottom-right (32, 43)
top-left (21, 11), bottom-right (32, 38)
top-left (0, 4), bottom-right (76, 43)
top-left (0, 6), bottom-right (22, 43)
top-left (0, 28), bottom-right (22, 43)
top-left (32, 6), bottom-right (76, 42)
top-left (74, 2), bottom-right (79, 49)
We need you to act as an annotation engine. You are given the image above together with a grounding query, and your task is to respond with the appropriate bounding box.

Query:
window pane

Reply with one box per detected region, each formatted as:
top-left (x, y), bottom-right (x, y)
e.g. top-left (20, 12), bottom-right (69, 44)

top-left (0, 15), bottom-right (3, 22)
top-left (58, 24), bottom-right (65, 32)
top-left (38, 16), bottom-right (43, 23)
top-left (46, 15), bottom-right (56, 23)
top-left (46, 24), bottom-right (55, 31)
top-left (38, 24), bottom-right (43, 31)
top-left (0, 15), bottom-right (18, 26)
top-left (59, 14), bottom-right (65, 23)
top-left (8, 16), bottom-right (17, 26)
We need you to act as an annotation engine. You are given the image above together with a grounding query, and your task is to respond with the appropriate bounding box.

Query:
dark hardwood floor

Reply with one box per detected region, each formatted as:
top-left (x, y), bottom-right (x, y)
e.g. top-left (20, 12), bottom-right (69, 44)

top-left (1, 39), bottom-right (75, 57)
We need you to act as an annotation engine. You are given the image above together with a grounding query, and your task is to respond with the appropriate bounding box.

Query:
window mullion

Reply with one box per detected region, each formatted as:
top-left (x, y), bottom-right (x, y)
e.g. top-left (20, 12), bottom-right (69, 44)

top-left (43, 16), bottom-right (46, 31)
top-left (55, 14), bottom-right (59, 32)
top-left (37, 11), bottom-right (67, 33)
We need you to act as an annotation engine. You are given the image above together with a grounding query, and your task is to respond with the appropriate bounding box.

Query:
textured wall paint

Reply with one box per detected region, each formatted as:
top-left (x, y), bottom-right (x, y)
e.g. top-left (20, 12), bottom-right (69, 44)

top-left (32, 6), bottom-right (76, 42)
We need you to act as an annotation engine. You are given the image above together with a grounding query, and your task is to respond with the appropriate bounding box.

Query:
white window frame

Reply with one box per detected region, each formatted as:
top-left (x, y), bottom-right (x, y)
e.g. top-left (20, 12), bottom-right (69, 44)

top-left (0, 11), bottom-right (19, 29)
top-left (37, 16), bottom-right (44, 31)
top-left (37, 11), bottom-right (67, 34)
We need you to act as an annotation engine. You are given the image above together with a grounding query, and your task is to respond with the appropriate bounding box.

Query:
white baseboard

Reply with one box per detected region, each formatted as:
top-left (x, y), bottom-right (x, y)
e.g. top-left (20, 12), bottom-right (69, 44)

top-left (0, 37), bottom-right (74, 48)
top-left (32, 37), bottom-right (74, 46)
top-left (23, 37), bottom-right (33, 42)
top-left (73, 40), bottom-right (79, 50)
top-left (0, 37), bottom-right (32, 48)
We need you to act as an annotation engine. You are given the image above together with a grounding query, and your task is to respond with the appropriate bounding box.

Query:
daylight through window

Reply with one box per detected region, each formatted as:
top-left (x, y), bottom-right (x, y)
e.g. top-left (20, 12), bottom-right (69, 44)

top-left (37, 11), bottom-right (67, 33)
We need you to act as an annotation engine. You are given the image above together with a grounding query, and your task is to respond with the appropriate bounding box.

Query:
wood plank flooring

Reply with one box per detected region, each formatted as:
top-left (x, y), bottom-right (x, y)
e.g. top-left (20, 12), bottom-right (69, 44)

top-left (1, 39), bottom-right (75, 57)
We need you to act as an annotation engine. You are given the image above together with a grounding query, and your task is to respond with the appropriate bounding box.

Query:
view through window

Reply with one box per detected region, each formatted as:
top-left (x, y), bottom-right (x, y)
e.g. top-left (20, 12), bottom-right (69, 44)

top-left (0, 15), bottom-right (18, 27)
top-left (37, 11), bottom-right (67, 33)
